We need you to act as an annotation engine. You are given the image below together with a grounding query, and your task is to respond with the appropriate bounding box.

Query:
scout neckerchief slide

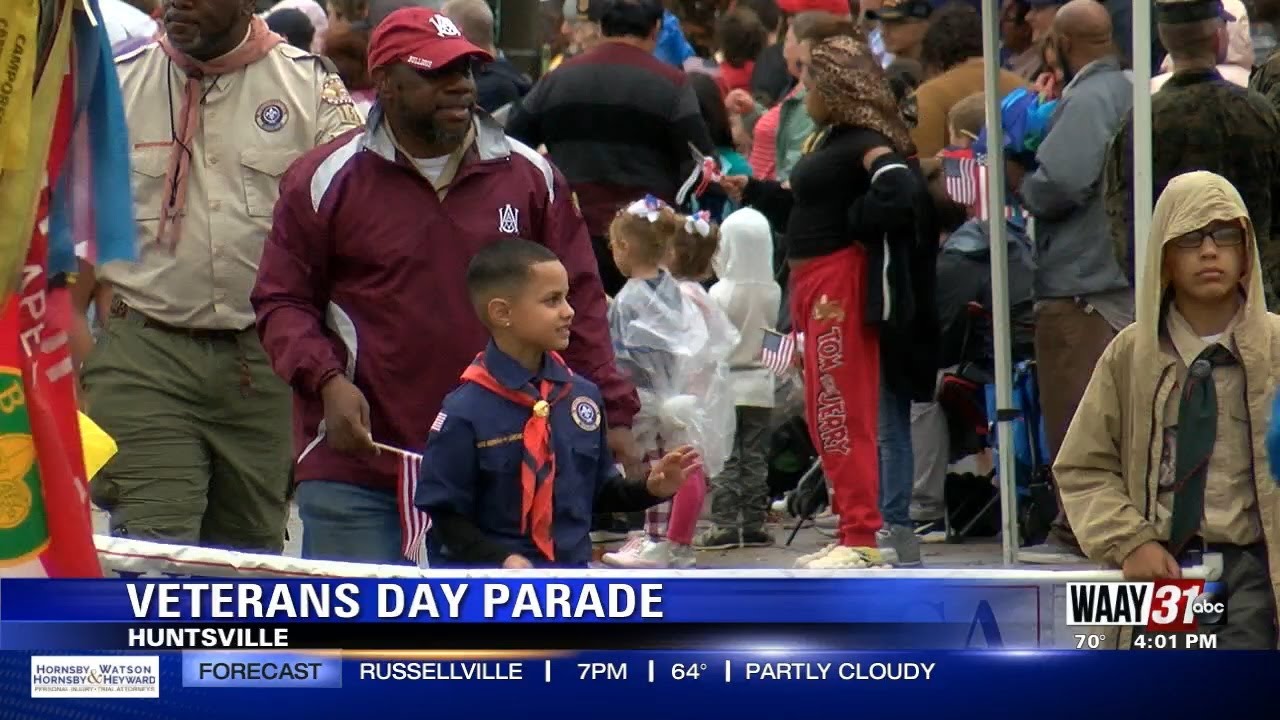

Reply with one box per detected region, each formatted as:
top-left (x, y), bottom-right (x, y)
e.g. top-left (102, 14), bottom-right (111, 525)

top-left (296, 428), bottom-right (430, 564)
top-left (460, 351), bottom-right (574, 563)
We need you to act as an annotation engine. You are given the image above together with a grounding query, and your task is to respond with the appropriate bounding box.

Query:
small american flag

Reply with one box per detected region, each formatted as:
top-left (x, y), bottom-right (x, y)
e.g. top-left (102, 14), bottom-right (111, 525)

top-left (430, 412), bottom-right (447, 433)
top-left (941, 149), bottom-right (979, 207)
top-left (944, 150), bottom-right (1024, 223)
top-left (394, 448), bottom-right (431, 565)
top-left (760, 330), bottom-right (797, 376)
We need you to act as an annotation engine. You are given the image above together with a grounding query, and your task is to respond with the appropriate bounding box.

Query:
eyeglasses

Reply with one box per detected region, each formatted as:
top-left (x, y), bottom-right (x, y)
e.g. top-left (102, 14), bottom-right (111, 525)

top-left (1170, 224), bottom-right (1246, 250)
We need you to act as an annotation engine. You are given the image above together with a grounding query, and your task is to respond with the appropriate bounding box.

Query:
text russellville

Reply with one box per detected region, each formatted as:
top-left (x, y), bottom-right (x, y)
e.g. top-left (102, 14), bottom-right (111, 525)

top-left (129, 627), bottom-right (289, 649)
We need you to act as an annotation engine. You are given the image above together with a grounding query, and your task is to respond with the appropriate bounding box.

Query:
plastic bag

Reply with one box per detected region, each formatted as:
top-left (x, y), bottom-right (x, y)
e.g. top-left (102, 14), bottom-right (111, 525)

top-left (609, 273), bottom-right (738, 478)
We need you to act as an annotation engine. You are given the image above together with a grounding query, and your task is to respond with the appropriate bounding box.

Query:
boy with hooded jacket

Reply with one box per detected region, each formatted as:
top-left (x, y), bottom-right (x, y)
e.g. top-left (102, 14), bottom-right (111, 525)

top-left (1055, 171), bottom-right (1280, 649)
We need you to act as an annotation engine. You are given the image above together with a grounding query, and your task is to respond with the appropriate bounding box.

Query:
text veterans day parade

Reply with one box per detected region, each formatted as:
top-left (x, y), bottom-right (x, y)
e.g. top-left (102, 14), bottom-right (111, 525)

top-left (126, 582), bottom-right (667, 620)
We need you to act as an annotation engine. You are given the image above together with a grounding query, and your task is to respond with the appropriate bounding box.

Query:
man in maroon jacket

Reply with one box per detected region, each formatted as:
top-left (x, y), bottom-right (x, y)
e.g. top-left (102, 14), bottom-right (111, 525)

top-left (252, 7), bottom-right (640, 564)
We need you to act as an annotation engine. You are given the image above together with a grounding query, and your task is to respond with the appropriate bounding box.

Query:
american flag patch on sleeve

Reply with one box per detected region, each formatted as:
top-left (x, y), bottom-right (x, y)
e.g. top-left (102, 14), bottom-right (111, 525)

top-left (430, 412), bottom-right (447, 432)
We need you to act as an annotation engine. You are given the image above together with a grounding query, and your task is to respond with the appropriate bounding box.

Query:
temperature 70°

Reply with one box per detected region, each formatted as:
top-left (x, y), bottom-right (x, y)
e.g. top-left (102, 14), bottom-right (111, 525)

top-left (671, 663), bottom-right (708, 680)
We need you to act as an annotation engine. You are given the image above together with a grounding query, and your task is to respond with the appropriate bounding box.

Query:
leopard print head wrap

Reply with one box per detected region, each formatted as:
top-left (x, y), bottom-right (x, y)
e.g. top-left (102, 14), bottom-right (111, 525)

top-left (808, 34), bottom-right (916, 156)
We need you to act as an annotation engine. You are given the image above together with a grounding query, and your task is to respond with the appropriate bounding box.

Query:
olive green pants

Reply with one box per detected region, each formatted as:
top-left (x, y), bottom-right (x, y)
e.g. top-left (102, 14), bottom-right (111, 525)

top-left (81, 308), bottom-right (291, 553)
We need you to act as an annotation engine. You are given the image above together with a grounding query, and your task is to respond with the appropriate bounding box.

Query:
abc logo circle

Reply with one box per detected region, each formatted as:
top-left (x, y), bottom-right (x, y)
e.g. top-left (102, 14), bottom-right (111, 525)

top-left (1192, 590), bottom-right (1226, 625)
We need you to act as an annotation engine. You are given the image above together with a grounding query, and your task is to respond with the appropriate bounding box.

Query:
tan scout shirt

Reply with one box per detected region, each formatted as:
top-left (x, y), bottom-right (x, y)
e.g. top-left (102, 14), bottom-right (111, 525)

top-left (105, 41), bottom-right (363, 329)
top-left (1158, 307), bottom-right (1263, 545)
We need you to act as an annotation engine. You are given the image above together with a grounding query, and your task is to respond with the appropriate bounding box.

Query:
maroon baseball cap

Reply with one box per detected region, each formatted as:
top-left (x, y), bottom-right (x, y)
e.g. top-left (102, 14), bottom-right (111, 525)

top-left (367, 7), bottom-right (493, 74)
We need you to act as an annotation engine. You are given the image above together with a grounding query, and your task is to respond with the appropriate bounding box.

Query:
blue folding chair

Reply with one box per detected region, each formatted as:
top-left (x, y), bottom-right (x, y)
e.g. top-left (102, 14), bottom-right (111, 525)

top-left (981, 360), bottom-right (1056, 545)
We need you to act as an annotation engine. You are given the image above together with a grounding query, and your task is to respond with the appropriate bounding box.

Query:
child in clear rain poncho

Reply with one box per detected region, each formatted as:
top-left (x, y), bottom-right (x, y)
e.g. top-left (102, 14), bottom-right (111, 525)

top-left (601, 199), bottom-right (738, 569)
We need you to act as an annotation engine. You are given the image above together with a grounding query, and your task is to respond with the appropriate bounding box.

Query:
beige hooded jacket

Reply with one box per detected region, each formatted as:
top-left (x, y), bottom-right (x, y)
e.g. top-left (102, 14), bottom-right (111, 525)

top-left (1055, 171), bottom-right (1280, 649)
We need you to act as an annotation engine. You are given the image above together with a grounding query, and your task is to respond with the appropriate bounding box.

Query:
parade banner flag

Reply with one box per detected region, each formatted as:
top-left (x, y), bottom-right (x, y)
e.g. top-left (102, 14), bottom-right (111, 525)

top-left (49, 0), bottom-right (136, 274)
top-left (0, 0), bottom-right (72, 301)
top-left (0, 290), bottom-right (99, 578)
top-left (0, 0), bottom-right (39, 170)
top-left (0, 2), bottom-right (99, 578)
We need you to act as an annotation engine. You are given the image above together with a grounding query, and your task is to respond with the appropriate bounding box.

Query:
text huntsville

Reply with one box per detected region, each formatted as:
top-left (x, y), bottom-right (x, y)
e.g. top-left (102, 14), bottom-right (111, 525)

top-left (125, 583), bottom-right (665, 619)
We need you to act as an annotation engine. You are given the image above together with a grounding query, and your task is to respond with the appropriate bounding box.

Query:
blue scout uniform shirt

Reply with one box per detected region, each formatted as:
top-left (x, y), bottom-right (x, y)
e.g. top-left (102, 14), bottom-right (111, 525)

top-left (417, 342), bottom-right (620, 567)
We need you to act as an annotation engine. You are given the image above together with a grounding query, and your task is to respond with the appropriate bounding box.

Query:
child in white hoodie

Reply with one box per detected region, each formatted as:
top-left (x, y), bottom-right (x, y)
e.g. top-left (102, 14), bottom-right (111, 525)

top-left (696, 208), bottom-right (784, 549)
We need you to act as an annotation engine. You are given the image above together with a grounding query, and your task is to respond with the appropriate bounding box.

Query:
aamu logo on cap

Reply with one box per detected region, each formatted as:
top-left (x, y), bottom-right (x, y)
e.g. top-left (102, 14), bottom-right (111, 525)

top-left (404, 15), bottom-right (462, 68)
top-left (429, 15), bottom-right (462, 37)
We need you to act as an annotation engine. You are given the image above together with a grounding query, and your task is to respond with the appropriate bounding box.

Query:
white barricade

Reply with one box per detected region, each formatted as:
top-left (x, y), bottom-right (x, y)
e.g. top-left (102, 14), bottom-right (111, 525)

top-left (94, 535), bottom-right (1223, 651)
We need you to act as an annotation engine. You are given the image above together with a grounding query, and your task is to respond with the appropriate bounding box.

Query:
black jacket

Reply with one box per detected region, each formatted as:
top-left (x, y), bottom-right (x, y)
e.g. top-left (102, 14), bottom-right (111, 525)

top-left (476, 58), bottom-right (532, 114)
top-left (740, 126), bottom-right (940, 402)
top-left (935, 219), bottom-right (1036, 370)
top-left (750, 44), bottom-right (790, 106)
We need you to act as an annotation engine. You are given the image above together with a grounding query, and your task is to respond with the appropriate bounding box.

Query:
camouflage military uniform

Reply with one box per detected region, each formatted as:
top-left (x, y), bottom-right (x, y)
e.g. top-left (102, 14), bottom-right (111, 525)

top-left (1250, 50), bottom-right (1280, 112)
top-left (1104, 69), bottom-right (1280, 307)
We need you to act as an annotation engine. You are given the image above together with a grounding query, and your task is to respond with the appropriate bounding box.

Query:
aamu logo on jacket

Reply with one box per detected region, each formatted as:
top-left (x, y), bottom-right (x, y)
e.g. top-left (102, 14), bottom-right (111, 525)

top-left (498, 204), bottom-right (520, 234)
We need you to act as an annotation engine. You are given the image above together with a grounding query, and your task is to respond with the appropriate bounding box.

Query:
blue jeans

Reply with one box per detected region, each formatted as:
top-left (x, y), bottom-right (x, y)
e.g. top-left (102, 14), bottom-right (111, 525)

top-left (294, 480), bottom-right (410, 565)
top-left (878, 379), bottom-right (914, 528)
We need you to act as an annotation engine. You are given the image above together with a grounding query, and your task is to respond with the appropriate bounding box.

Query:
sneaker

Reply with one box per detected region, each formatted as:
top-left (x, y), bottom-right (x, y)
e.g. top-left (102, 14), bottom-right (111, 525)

top-left (770, 498), bottom-right (788, 514)
top-left (602, 537), bottom-right (681, 568)
top-left (807, 545), bottom-right (899, 569)
top-left (813, 510), bottom-right (839, 530)
top-left (668, 543), bottom-right (696, 569)
top-left (913, 518), bottom-right (948, 544)
top-left (740, 528), bottom-right (775, 548)
top-left (795, 542), bottom-right (838, 568)
top-left (1018, 537), bottom-right (1088, 565)
top-left (694, 527), bottom-right (740, 551)
top-left (876, 524), bottom-right (922, 567)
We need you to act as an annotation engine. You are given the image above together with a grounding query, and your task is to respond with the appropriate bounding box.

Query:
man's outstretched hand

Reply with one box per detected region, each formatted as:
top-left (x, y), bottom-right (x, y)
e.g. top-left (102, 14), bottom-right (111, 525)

top-left (646, 445), bottom-right (702, 498)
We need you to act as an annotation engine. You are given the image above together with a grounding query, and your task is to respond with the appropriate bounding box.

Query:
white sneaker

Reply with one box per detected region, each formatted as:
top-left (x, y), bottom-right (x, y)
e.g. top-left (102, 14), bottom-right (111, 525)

top-left (668, 543), bottom-right (696, 569)
top-left (601, 531), bottom-right (643, 556)
top-left (794, 542), bottom-right (837, 568)
top-left (807, 545), bottom-right (899, 569)
top-left (602, 537), bottom-right (678, 568)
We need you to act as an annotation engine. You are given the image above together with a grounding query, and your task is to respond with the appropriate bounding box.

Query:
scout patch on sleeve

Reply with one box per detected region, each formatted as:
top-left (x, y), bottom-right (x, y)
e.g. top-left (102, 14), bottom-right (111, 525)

top-left (430, 412), bottom-right (447, 433)
top-left (321, 74), bottom-right (364, 126)
top-left (321, 74), bottom-right (356, 106)
top-left (571, 396), bottom-right (601, 431)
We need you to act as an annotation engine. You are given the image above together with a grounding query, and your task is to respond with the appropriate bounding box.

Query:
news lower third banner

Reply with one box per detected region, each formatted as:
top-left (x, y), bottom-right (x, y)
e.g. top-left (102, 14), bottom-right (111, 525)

top-left (0, 577), bottom-right (1046, 650)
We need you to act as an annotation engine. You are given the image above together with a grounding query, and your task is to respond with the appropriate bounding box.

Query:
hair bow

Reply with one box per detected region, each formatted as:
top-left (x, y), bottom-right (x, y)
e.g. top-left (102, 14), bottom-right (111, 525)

top-left (685, 211), bottom-right (712, 237)
top-left (625, 194), bottom-right (667, 222)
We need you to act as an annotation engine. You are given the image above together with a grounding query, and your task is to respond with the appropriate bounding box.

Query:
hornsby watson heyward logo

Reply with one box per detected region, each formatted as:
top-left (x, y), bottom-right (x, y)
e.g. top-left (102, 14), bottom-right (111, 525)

top-left (31, 656), bottom-right (161, 698)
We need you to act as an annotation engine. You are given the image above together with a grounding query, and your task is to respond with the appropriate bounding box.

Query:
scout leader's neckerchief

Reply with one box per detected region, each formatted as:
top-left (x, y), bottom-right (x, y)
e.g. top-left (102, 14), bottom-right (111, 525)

top-left (461, 352), bottom-right (573, 562)
top-left (155, 17), bottom-right (282, 250)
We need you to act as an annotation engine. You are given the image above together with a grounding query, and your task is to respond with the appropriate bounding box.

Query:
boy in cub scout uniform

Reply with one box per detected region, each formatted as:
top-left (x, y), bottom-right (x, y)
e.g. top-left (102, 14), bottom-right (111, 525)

top-left (83, 0), bottom-right (361, 553)
top-left (416, 238), bottom-right (698, 568)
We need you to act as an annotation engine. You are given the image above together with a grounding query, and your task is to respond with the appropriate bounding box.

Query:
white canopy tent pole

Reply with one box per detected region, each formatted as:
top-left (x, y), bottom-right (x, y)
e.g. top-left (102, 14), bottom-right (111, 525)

top-left (979, 0), bottom-right (1019, 566)
top-left (1132, 0), bottom-right (1154, 319)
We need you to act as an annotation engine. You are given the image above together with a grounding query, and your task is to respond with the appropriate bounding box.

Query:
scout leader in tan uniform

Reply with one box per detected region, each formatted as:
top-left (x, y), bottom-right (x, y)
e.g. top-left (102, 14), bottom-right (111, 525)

top-left (1055, 171), bottom-right (1280, 649)
top-left (82, 0), bottom-right (362, 553)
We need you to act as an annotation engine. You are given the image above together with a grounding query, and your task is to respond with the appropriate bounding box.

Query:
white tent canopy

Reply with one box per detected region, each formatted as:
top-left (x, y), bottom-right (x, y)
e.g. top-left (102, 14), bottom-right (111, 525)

top-left (979, 0), bottom-right (1152, 565)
